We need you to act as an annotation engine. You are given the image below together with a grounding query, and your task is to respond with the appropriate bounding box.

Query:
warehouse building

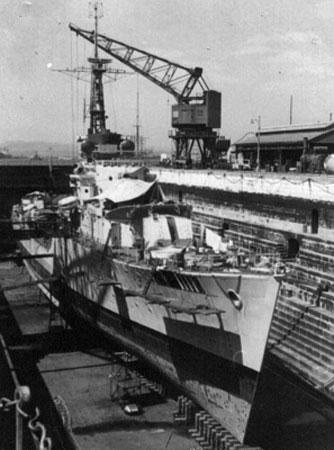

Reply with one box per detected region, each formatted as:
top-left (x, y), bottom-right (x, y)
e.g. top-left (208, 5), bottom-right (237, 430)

top-left (234, 122), bottom-right (334, 172)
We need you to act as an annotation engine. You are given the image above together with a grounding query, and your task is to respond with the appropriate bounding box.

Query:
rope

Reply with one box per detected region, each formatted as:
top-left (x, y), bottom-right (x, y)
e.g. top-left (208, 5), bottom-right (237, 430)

top-left (70, 33), bottom-right (76, 160)
top-left (189, 172), bottom-right (334, 197)
top-left (76, 34), bottom-right (79, 143)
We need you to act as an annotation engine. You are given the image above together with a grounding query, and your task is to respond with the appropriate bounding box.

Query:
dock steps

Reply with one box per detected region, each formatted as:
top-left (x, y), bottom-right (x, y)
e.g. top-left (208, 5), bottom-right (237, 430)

top-left (269, 286), bottom-right (334, 392)
top-left (173, 395), bottom-right (196, 424)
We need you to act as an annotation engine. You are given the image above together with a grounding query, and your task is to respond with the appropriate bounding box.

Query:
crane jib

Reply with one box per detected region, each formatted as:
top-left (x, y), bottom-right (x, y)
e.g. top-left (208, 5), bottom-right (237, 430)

top-left (68, 22), bottom-right (208, 103)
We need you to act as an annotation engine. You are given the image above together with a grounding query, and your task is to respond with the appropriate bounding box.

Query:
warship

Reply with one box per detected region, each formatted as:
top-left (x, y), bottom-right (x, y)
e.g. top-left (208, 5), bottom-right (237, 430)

top-left (11, 5), bottom-right (286, 444)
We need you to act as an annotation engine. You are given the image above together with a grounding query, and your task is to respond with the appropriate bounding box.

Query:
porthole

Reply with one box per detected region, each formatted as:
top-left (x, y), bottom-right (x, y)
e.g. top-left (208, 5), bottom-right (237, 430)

top-left (227, 289), bottom-right (243, 310)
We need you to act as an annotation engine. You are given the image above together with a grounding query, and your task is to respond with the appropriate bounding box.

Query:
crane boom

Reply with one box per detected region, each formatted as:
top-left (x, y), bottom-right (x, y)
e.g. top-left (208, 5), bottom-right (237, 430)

top-left (69, 23), bottom-right (209, 103)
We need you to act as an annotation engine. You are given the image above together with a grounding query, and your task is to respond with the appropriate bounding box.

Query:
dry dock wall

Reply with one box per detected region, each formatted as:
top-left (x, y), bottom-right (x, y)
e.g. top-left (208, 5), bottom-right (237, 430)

top-left (153, 168), bottom-right (334, 250)
top-left (153, 168), bottom-right (334, 404)
top-left (155, 169), bottom-right (334, 202)
top-left (0, 159), bottom-right (74, 192)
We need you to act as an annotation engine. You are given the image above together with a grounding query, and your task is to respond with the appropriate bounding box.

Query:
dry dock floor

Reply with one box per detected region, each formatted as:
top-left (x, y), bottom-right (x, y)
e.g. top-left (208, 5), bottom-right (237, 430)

top-left (0, 263), bottom-right (198, 450)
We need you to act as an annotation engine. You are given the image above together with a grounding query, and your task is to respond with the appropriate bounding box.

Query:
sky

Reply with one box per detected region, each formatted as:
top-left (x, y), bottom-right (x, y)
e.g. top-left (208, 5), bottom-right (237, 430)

top-left (2, 0), bottom-right (334, 153)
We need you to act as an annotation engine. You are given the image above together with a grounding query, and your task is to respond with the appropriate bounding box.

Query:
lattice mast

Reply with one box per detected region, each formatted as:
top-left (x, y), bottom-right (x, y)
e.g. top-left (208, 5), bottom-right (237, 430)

top-left (88, 1), bottom-right (110, 135)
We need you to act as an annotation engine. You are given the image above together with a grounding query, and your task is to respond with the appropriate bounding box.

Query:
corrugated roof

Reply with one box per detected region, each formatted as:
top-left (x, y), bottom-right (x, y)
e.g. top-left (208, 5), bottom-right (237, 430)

top-left (259, 122), bottom-right (333, 133)
top-left (235, 122), bottom-right (334, 147)
top-left (236, 131), bottom-right (323, 146)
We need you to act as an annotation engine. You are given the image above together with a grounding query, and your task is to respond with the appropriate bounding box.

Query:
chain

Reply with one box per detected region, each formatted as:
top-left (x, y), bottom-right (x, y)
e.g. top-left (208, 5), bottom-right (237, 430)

top-left (28, 408), bottom-right (52, 450)
top-left (0, 387), bottom-right (52, 450)
top-left (0, 396), bottom-right (19, 412)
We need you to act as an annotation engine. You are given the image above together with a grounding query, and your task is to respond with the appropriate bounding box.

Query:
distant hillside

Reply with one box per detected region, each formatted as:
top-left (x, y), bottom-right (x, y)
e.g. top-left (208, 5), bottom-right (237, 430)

top-left (0, 141), bottom-right (74, 159)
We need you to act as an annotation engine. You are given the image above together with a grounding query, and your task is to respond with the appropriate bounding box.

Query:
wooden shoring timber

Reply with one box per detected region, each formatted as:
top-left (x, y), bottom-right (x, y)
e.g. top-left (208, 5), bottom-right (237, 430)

top-left (0, 253), bottom-right (54, 262)
top-left (0, 277), bottom-right (58, 292)
top-left (98, 280), bottom-right (121, 287)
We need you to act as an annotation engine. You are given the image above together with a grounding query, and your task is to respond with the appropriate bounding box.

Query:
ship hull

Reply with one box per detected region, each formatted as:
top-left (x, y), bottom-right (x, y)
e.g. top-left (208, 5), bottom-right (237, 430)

top-left (18, 236), bottom-right (281, 443)
top-left (58, 281), bottom-right (257, 442)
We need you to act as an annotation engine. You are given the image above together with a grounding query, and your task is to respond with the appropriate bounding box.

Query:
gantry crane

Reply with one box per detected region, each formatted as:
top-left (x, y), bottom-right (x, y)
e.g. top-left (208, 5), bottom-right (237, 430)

top-left (69, 20), bottom-right (224, 167)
